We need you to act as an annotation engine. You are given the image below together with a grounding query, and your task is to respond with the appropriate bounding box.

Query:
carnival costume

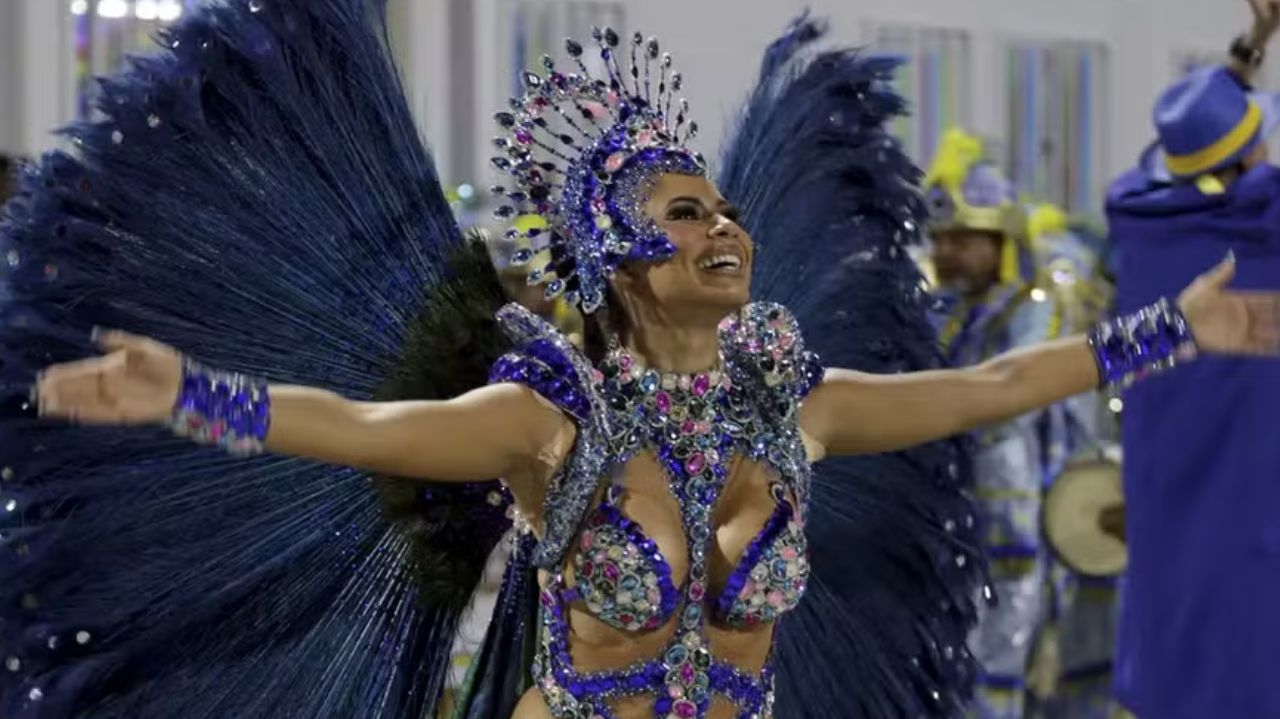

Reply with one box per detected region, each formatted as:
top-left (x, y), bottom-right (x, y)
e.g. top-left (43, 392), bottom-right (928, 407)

top-left (922, 131), bottom-right (1090, 719)
top-left (1109, 65), bottom-right (1280, 719)
top-left (0, 3), bottom-right (1195, 719)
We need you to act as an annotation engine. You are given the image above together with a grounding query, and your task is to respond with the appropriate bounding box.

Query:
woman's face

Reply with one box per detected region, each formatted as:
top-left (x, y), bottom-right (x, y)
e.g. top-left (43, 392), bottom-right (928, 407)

top-left (612, 173), bottom-right (753, 320)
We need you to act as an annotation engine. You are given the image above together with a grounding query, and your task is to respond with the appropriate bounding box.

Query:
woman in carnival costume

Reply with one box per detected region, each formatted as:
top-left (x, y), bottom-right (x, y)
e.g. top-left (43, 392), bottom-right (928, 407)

top-left (2, 3), bottom-right (1277, 719)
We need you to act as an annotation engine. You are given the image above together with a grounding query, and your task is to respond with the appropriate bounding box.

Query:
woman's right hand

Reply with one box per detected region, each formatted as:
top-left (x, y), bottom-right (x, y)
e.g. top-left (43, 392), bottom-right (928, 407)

top-left (37, 330), bottom-right (183, 425)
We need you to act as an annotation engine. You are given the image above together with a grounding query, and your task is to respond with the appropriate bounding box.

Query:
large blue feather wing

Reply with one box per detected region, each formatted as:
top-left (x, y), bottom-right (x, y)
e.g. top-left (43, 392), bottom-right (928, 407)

top-left (717, 15), bottom-right (984, 719)
top-left (0, 1), bottom-right (513, 717)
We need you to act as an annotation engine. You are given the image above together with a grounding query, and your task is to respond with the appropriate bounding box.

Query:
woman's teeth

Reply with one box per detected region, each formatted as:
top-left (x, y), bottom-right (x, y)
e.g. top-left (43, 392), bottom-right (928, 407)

top-left (698, 254), bottom-right (743, 272)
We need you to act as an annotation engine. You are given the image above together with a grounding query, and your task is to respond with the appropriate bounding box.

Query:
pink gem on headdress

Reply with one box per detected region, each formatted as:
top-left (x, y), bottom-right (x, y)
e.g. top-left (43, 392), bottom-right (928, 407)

top-left (605, 152), bottom-right (626, 173)
top-left (674, 700), bottom-right (697, 718)
top-left (618, 354), bottom-right (634, 371)
top-left (680, 420), bottom-right (696, 435)
top-left (515, 130), bottom-right (533, 145)
top-left (637, 129), bottom-right (654, 145)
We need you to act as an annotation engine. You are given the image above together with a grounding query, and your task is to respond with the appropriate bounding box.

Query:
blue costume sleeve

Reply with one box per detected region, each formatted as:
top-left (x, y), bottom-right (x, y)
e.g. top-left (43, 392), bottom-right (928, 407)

top-left (717, 14), bottom-right (984, 719)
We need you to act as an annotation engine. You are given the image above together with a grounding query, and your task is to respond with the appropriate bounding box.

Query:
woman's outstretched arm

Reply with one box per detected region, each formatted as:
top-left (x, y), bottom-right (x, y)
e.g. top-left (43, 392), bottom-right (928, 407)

top-left (802, 257), bottom-right (1280, 456)
top-left (36, 331), bottom-right (570, 489)
top-left (801, 337), bottom-right (1097, 456)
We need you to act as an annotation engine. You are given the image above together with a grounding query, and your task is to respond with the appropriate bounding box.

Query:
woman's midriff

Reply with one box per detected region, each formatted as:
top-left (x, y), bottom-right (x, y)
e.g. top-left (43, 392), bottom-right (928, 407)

top-left (511, 618), bottom-right (777, 719)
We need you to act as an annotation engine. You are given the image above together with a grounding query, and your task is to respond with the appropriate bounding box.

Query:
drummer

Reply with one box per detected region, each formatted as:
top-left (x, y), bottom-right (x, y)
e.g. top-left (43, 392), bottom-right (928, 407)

top-left (923, 130), bottom-right (1100, 719)
top-left (1105, 2), bottom-right (1280, 717)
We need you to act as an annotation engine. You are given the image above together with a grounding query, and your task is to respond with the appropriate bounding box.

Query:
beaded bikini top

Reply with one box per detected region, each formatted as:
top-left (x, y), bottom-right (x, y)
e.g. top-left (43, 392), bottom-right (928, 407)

top-left (489, 301), bottom-right (824, 719)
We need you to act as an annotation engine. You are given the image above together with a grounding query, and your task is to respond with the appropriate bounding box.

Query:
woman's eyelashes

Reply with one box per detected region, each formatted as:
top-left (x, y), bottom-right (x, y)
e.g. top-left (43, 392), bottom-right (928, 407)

top-left (666, 203), bottom-right (702, 221)
top-left (666, 201), bottom-right (740, 223)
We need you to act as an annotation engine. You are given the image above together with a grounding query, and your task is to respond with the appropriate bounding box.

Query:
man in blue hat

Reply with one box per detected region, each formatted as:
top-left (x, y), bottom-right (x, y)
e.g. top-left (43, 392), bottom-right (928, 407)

top-left (1106, 1), bottom-right (1280, 717)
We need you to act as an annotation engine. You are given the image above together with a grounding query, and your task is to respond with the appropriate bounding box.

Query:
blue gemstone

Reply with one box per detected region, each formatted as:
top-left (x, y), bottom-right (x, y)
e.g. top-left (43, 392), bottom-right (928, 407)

top-left (665, 645), bottom-right (688, 665)
top-left (639, 371), bottom-right (659, 393)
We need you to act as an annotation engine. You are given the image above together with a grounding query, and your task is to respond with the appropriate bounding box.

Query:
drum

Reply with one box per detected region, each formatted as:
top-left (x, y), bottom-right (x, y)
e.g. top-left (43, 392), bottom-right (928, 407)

top-left (1043, 445), bottom-right (1126, 577)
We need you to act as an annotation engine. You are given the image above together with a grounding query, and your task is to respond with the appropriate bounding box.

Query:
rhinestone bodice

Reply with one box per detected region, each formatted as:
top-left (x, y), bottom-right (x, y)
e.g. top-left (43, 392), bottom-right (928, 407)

top-left (490, 302), bottom-right (824, 719)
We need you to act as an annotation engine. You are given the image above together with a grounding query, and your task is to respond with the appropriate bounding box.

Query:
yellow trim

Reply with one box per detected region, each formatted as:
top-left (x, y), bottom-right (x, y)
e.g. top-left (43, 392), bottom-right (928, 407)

top-left (1027, 203), bottom-right (1069, 243)
top-left (1165, 101), bottom-right (1262, 177)
top-left (999, 231), bottom-right (1020, 284)
top-left (1195, 174), bottom-right (1227, 195)
top-left (937, 301), bottom-right (970, 350)
top-left (1046, 288), bottom-right (1064, 339)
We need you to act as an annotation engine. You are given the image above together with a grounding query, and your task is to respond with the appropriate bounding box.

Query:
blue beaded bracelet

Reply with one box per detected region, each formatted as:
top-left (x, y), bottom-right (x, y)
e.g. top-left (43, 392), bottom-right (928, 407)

top-left (169, 359), bottom-right (271, 456)
top-left (1087, 297), bottom-right (1197, 392)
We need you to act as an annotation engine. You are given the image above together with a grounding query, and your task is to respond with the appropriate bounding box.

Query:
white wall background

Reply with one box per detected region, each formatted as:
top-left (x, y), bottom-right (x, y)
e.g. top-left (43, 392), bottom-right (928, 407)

top-left (0, 0), bottom-right (78, 157)
top-left (424, 0), bottom-right (1278, 205)
top-left (1, 0), bottom-right (1273, 198)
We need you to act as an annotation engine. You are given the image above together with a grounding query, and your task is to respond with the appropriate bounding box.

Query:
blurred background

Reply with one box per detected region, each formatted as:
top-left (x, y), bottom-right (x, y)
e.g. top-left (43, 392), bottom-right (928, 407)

top-left (0, 3), bottom-right (1267, 718)
top-left (0, 0), bottom-right (1273, 224)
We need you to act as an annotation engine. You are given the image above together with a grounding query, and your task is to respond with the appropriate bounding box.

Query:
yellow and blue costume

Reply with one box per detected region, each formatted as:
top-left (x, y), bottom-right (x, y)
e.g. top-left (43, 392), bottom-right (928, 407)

top-left (923, 130), bottom-right (1107, 719)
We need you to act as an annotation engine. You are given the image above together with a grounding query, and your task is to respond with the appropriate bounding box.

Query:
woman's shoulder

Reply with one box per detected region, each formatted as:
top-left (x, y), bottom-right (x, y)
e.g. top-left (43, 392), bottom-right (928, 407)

top-left (719, 302), bottom-right (824, 400)
top-left (489, 303), bottom-right (601, 423)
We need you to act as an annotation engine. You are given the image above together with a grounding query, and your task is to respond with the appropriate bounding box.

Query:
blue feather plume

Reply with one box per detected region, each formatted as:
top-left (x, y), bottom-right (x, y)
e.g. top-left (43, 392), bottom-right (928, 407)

top-left (0, 1), bottom-right (512, 717)
top-left (718, 14), bottom-right (984, 719)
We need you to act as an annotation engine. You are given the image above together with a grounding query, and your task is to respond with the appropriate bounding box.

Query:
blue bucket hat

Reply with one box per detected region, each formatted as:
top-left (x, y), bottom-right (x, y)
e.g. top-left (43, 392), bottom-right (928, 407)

top-left (1140, 66), bottom-right (1280, 182)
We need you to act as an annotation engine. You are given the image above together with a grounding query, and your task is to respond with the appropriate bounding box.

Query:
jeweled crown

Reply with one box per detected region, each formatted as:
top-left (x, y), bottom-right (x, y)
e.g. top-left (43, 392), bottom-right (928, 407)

top-left (491, 28), bottom-right (706, 314)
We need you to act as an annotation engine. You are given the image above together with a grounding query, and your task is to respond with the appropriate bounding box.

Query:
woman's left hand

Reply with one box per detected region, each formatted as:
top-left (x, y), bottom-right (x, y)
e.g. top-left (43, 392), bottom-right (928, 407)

top-left (1178, 253), bottom-right (1280, 355)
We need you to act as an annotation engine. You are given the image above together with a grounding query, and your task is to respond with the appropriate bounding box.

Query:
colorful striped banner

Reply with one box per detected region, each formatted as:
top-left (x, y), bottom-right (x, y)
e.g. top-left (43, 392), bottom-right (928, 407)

top-left (1004, 39), bottom-right (1109, 215)
top-left (866, 23), bottom-right (973, 166)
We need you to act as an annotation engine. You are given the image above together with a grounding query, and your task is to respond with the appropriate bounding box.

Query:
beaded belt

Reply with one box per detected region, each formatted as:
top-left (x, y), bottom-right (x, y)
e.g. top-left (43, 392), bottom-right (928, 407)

top-left (534, 590), bottom-right (775, 719)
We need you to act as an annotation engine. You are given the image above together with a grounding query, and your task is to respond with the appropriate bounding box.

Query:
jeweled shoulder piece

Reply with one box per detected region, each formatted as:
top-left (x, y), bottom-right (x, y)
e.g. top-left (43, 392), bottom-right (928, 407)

top-left (489, 303), bottom-right (614, 569)
top-left (491, 29), bottom-right (707, 314)
top-left (720, 302), bottom-right (825, 399)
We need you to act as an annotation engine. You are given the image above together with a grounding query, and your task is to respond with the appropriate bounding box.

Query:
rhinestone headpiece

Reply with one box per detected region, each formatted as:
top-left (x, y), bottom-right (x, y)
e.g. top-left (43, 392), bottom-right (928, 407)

top-left (491, 28), bottom-right (707, 314)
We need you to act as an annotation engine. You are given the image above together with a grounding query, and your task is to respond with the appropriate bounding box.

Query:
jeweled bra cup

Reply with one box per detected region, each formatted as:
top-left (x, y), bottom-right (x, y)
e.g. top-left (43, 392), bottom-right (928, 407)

top-left (567, 486), bottom-right (681, 632)
top-left (566, 484), bottom-right (809, 634)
